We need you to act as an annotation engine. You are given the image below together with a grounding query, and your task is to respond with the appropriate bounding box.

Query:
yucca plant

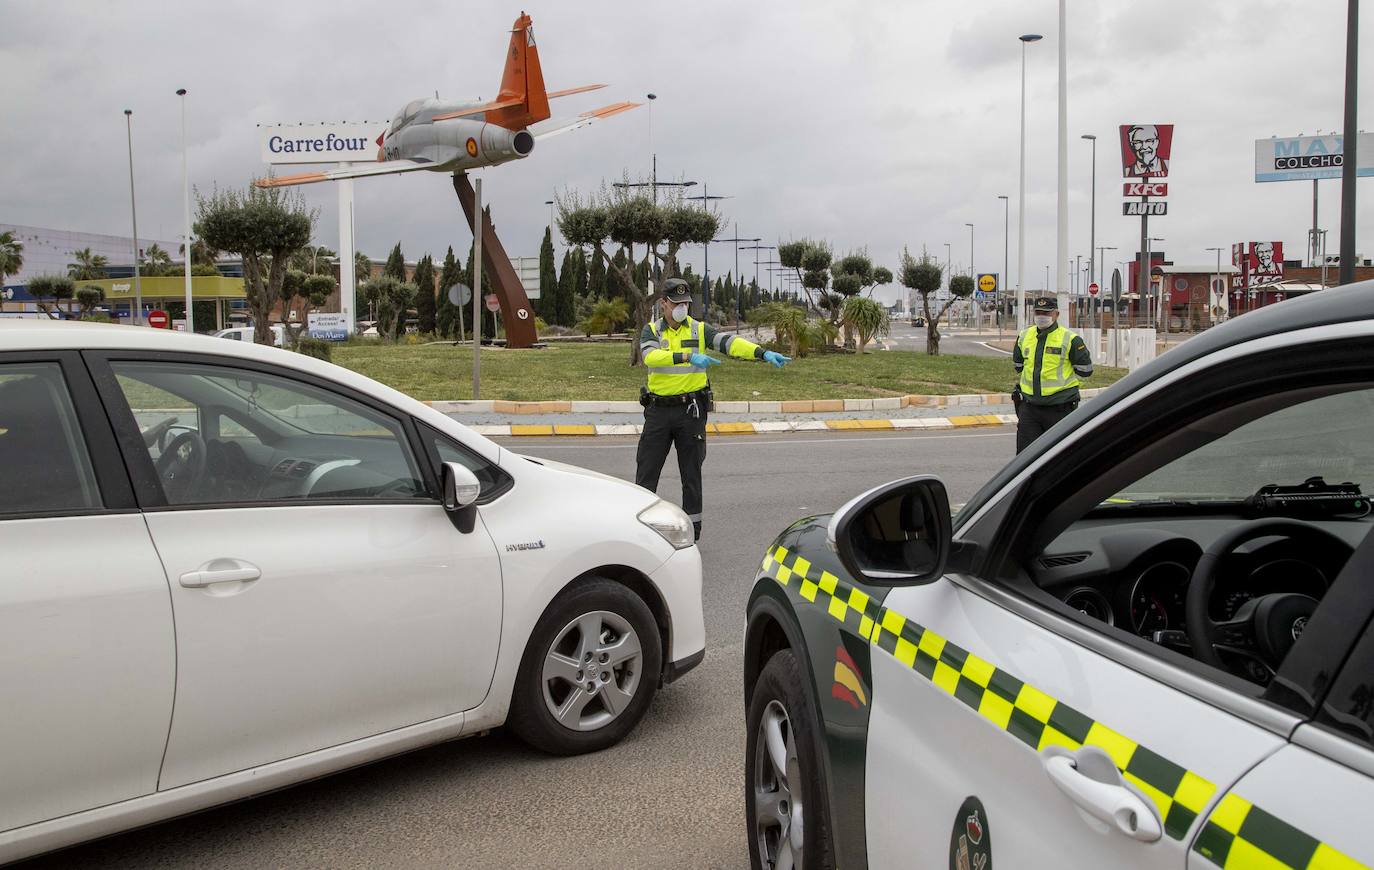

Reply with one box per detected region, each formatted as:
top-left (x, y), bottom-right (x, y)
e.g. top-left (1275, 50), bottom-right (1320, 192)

top-left (841, 296), bottom-right (890, 353)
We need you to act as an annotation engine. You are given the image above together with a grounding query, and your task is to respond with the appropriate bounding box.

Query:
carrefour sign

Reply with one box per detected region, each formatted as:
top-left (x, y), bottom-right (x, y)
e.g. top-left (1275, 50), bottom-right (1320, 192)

top-left (259, 123), bottom-right (386, 165)
top-left (1255, 133), bottom-right (1374, 182)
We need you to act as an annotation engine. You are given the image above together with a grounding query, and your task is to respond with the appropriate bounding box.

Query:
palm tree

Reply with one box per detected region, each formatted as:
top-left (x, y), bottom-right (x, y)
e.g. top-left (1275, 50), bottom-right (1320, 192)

top-left (67, 248), bottom-right (109, 281)
top-left (143, 243), bottom-right (173, 276)
top-left (354, 251), bottom-right (373, 286)
top-left (189, 237), bottom-right (219, 267)
top-left (0, 231), bottom-right (24, 285)
top-left (291, 244), bottom-right (337, 276)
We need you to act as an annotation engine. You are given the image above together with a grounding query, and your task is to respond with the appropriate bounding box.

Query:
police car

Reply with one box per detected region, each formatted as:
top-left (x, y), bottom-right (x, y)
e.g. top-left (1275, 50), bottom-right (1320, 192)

top-left (0, 320), bottom-right (703, 863)
top-left (744, 284), bottom-right (1374, 869)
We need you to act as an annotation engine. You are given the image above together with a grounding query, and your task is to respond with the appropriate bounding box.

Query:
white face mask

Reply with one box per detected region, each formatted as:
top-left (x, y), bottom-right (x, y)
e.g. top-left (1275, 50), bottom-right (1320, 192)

top-left (1034, 315), bottom-right (1054, 329)
top-left (671, 303), bottom-right (689, 322)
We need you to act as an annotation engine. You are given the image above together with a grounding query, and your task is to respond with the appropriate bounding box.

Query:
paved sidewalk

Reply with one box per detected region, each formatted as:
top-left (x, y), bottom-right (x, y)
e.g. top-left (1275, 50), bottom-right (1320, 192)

top-left (457, 412), bottom-right (1020, 438)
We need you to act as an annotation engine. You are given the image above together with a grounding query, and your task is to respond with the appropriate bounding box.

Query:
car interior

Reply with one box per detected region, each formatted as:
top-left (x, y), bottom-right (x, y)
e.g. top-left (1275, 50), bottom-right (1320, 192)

top-left (0, 366), bottom-right (100, 514)
top-left (1026, 384), bottom-right (1374, 688)
top-left (113, 362), bottom-right (428, 506)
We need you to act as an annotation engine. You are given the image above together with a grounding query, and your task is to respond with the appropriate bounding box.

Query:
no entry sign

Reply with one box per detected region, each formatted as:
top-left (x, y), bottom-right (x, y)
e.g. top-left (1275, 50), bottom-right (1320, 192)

top-left (1088, 282), bottom-right (1100, 297)
top-left (147, 309), bottom-right (170, 329)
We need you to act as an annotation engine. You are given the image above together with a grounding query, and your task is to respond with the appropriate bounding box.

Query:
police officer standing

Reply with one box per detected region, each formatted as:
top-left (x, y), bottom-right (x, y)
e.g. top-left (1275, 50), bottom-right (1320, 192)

top-left (637, 278), bottom-right (790, 540)
top-left (1012, 296), bottom-right (1093, 453)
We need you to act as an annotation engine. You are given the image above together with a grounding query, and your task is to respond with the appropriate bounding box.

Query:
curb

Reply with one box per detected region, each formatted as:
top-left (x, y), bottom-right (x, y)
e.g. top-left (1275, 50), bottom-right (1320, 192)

top-left (469, 414), bottom-right (1017, 438)
top-left (426, 388), bottom-right (1103, 416)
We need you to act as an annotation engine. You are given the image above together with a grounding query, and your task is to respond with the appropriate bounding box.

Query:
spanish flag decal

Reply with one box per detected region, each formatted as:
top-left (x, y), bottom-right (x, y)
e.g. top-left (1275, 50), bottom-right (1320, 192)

top-left (832, 645), bottom-right (868, 709)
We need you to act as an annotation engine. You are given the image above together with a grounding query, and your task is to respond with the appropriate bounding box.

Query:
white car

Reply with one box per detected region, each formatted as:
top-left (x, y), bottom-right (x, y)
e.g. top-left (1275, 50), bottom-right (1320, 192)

top-left (744, 284), bottom-right (1374, 869)
top-left (0, 320), bottom-right (704, 863)
top-left (214, 324), bottom-right (285, 347)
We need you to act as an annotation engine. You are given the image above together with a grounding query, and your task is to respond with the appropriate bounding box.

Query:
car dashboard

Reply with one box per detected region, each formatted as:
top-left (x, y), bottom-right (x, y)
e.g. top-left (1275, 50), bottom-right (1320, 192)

top-left (1035, 516), bottom-right (1369, 642)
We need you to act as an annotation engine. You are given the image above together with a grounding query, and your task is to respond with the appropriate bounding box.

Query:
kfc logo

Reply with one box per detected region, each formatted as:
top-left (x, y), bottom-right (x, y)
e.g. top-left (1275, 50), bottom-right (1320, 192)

top-left (1120, 124), bottom-right (1174, 178)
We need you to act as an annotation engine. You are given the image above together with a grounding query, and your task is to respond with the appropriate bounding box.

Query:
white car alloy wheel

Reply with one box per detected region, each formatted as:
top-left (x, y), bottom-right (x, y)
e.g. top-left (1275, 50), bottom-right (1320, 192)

top-left (509, 578), bottom-right (663, 755)
top-left (541, 610), bottom-right (644, 732)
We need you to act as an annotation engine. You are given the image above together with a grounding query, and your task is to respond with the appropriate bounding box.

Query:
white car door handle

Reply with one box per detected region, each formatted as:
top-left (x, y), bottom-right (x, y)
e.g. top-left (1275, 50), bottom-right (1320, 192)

top-left (179, 561), bottom-right (262, 588)
top-left (1043, 754), bottom-right (1162, 842)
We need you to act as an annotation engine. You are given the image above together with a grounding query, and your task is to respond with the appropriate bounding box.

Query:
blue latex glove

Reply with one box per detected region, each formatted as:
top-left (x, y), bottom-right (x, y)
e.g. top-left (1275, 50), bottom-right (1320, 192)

top-left (763, 350), bottom-right (791, 368)
top-left (690, 352), bottom-right (722, 368)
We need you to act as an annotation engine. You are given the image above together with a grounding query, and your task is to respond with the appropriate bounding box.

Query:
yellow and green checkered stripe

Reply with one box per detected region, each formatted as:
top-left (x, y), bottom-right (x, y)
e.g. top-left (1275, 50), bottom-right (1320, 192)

top-left (1192, 793), bottom-right (1367, 869)
top-left (761, 545), bottom-right (1216, 841)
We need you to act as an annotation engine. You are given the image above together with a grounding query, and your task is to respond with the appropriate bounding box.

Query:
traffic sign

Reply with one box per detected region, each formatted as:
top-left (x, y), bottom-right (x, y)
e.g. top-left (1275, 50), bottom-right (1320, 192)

top-left (147, 309), bottom-right (169, 329)
top-left (1088, 282), bottom-right (1100, 297)
top-left (485, 294), bottom-right (500, 313)
top-left (448, 284), bottom-right (472, 306)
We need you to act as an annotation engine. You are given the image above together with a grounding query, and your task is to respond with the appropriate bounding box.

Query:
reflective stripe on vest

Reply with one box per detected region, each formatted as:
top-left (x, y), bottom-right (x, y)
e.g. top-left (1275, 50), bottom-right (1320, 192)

top-left (646, 318), bottom-right (708, 395)
top-left (1018, 324), bottom-right (1081, 398)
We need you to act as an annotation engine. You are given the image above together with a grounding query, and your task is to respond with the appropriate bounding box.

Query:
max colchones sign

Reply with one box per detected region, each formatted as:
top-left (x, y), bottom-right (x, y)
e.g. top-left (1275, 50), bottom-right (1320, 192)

top-left (259, 123), bottom-right (387, 165)
top-left (1255, 133), bottom-right (1374, 183)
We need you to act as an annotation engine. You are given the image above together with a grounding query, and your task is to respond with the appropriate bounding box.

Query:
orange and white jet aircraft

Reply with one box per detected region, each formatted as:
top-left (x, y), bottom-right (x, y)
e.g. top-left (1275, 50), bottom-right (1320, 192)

top-left (258, 12), bottom-right (637, 188)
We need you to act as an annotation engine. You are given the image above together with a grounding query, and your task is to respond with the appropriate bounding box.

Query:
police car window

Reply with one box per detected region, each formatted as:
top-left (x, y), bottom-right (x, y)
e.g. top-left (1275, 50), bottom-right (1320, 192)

top-left (1106, 389), bottom-right (1374, 506)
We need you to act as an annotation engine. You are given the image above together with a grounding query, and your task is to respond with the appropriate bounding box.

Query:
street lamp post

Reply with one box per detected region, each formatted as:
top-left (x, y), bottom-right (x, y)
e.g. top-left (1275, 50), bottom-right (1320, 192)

top-left (997, 195), bottom-right (1008, 336)
top-left (1205, 245), bottom-right (1224, 327)
top-left (1056, 0), bottom-right (1069, 310)
top-left (646, 93), bottom-right (657, 202)
top-left (741, 243), bottom-right (773, 309)
top-left (1148, 236), bottom-right (1164, 336)
top-left (1097, 244), bottom-right (1116, 353)
top-left (123, 109), bottom-right (143, 326)
top-left (966, 222), bottom-right (975, 329)
top-left (1081, 133), bottom-right (1096, 333)
top-left (614, 176), bottom-right (696, 290)
top-left (685, 185), bottom-right (730, 314)
top-left (1017, 34), bottom-right (1044, 332)
top-left (943, 242), bottom-right (953, 329)
top-left (176, 88), bottom-right (193, 334)
top-left (544, 199), bottom-right (554, 232)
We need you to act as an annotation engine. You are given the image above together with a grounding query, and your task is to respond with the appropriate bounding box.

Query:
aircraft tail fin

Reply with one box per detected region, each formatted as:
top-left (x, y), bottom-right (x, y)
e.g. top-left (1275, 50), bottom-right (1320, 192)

top-left (486, 12), bottom-right (551, 130)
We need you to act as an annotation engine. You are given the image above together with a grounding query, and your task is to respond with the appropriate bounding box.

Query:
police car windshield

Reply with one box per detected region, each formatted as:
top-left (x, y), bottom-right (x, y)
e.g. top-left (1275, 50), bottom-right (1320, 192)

top-left (1104, 388), bottom-right (1374, 505)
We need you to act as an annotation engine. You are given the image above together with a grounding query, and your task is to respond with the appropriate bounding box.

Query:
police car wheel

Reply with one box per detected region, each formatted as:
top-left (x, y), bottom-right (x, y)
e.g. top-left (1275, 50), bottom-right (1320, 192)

top-left (745, 650), bottom-right (834, 870)
top-left (508, 578), bottom-right (661, 756)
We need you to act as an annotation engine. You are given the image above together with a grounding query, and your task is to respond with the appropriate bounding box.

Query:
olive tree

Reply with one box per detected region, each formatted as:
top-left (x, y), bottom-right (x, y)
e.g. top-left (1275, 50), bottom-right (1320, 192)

top-left (26, 275), bottom-right (73, 319)
top-left (559, 182), bottom-right (721, 365)
top-left (360, 276), bottom-right (416, 342)
top-left (196, 180), bottom-right (315, 345)
top-left (899, 247), bottom-right (973, 355)
top-left (75, 285), bottom-right (105, 318)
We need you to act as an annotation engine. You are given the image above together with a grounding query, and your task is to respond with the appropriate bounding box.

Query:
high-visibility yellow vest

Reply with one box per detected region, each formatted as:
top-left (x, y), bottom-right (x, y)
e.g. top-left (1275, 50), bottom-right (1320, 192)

top-left (1018, 324), bottom-right (1082, 399)
top-left (646, 318), bottom-right (708, 396)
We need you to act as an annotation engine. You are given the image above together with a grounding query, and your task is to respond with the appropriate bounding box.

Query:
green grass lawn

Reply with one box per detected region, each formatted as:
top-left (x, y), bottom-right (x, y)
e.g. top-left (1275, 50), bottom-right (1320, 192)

top-left (331, 341), bottom-right (1128, 402)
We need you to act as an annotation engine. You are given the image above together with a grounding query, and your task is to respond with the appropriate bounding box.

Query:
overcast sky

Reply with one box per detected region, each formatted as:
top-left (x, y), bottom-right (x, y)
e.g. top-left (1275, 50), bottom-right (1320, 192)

top-left (3, 0), bottom-right (1372, 305)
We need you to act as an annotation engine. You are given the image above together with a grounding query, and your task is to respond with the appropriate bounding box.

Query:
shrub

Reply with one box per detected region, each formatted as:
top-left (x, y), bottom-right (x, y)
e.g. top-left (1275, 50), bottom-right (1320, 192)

top-left (296, 337), bottom-right (332, 362)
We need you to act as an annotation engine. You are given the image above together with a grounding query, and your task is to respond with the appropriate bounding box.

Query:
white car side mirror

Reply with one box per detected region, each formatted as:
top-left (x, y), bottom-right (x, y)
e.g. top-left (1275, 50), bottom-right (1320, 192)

top-left (442, 462), bottom-right (482, 511)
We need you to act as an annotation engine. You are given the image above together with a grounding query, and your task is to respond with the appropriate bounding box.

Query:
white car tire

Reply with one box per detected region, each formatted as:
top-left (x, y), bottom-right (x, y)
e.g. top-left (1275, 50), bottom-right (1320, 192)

top-left (509, 578), bottom-right (662, 755)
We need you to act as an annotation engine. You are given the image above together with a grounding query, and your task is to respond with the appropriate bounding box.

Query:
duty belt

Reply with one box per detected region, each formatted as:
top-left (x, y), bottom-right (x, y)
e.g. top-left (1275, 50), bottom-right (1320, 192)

top-left (642, 387), bottom-right (711, 407)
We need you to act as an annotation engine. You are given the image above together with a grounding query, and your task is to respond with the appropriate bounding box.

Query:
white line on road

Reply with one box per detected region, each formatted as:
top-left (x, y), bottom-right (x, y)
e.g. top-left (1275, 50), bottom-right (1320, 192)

top-left (501, 431), bottom-right (1014, 450)
top-left (980, 341), bottom-right (1013, 355)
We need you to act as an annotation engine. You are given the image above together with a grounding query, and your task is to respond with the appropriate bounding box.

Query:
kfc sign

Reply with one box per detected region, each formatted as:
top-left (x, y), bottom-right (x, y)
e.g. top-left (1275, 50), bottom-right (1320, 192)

top-left (1123, 182), bottom-right (1168, 197)
top-left (1120, 124), bottom-right (1174, 178)
top-left (1231, 242), bottom-right (1284, 289)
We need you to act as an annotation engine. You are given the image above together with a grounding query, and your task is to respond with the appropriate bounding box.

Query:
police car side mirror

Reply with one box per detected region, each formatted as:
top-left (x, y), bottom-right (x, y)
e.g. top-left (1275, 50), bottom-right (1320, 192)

top-left (827, 475), bottom-right (952, 586)
top-left (441, 461), bottom-right (481, 533)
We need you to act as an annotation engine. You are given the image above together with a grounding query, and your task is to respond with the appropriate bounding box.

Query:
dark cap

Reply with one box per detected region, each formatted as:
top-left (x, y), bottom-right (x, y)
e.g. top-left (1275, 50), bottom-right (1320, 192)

top-left (660, 277), bottom-right (693, 303)
top-left (1032, 295), bottom-right (1058, 311)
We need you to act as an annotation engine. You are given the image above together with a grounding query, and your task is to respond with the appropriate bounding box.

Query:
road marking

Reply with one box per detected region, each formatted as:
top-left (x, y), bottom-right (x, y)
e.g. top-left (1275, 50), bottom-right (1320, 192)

top-left (498, 430), bottom-right (1014, 450)
top-left (980, 341), bottom-right (1013, 355)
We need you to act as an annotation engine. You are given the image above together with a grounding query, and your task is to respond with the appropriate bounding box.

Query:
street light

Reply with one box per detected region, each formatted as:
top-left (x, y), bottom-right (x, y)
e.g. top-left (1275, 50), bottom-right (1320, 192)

top-left (1017, 33), bottom-right (1044, 332)
top-left (943, 242), bottom-right (953, 329)
top-left (614, 177), bottom-right (697, 288)
top-left (685, 186), bottom-right (729, 311)
top-left (713, 225), bottom-right (756, 327)
top-left (544, 199), bottom-right (554, 232)
top-left (123, 109), bottom-right (143, 325)
top-left (965, 222), bottom-right (976, 330)
top-left (646, 93), bottom-right (657, 199)
top-left (176, 88), bottom-right (193, 334)
top-left (1081, 133), bottom-right (1097, 332)
top-left (741, 243), bottom-right (774, 308)
top-left (1097, 244), bottom-right (1117, 356)
top-left (997, 195), bottom-right (1009, 335)
top-left (1205, 245), bottom-right (1225, 327)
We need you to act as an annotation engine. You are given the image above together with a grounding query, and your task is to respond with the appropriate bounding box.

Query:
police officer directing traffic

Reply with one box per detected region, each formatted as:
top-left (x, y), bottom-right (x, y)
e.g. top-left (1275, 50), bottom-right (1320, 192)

top-left (637, 278), bottom-right (790, 540)
top-left (1012, 296), bottom-right (1093, 453)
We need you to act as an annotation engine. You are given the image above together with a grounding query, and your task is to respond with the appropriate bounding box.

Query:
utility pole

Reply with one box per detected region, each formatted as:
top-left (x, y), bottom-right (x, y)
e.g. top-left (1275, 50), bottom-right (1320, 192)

top-left (472, 178), bottom-right (483, 399)
top-left (1339, 0), bottom-right (1358, 285)
top-left (123, 109), bottom-right (143, 325)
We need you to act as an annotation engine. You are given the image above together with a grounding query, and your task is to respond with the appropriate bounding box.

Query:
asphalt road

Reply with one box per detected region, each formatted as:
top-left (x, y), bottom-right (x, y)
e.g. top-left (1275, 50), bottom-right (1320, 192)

top-left (27, 427), bottom-right (1016, 870)
top-left (881, 322), bottom-right (1012, 357)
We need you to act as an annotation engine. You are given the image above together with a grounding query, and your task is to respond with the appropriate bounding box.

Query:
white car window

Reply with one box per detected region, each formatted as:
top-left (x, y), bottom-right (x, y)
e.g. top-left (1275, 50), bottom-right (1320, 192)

top-left (111, 361), bottom-right (428, 506)
top-left (0, 364), bottom-right (101, 515)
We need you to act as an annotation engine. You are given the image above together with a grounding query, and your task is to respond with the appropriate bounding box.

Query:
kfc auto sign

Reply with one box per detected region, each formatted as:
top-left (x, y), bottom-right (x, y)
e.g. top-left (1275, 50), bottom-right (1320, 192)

top-left (1119, 124), bottom-right (1174, 178)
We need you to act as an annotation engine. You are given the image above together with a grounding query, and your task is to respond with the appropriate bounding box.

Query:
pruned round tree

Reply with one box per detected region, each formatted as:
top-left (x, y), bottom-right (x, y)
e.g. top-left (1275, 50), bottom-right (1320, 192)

top-left (899, 246), bottom-right (964, 355)
top-left (196, 180), bottom-right (315, 345)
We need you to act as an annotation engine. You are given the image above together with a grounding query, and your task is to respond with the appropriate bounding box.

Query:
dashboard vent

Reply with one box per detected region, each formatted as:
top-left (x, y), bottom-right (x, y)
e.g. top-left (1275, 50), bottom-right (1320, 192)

top-left (1039, 552), bottom-right (1090, 569)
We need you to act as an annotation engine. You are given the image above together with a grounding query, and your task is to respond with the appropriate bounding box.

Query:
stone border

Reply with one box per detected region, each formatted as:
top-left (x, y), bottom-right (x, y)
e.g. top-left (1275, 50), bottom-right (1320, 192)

top-left (467, 414), bottom-right (1017, 438)
top-left (428, 388), bottom-right (1101, 416)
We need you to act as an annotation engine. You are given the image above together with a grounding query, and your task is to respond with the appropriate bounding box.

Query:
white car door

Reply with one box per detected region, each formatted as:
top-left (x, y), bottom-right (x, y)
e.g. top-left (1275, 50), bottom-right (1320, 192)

top-left (867, 361), bottom-right (1374, 868)
top-left (0, 356), bottom-right (174, 831)
top-left (96, 355), bottom-right (502, 789)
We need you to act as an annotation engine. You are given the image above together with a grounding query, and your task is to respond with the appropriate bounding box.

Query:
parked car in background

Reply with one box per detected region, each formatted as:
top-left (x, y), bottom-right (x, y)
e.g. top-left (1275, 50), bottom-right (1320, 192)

top-left (213, 324), bottom-right (285, 347)
top-left (0, 319), bottom-right (704, 864)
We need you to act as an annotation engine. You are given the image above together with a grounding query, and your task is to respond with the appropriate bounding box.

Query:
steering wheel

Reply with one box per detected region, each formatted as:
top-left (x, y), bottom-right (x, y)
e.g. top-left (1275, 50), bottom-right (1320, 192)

top-left (154, 431), bottom-right (207, 502)
top-left (1186, 518), bottom-right (1349, 675)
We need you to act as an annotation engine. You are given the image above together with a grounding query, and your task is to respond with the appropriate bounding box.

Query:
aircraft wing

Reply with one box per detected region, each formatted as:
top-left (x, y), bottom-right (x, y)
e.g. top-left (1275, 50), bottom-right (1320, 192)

top-left (530, 100), bottom-right (641, 141)
top-left (432, 85), bottom-right (606, 121)
top-left (255, 159), bottom-right (434, 188)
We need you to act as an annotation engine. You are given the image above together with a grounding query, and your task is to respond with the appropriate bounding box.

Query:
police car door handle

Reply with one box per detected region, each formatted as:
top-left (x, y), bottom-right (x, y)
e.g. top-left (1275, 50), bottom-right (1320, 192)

top-left (1043, 753), bottom-right (1163, 843)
